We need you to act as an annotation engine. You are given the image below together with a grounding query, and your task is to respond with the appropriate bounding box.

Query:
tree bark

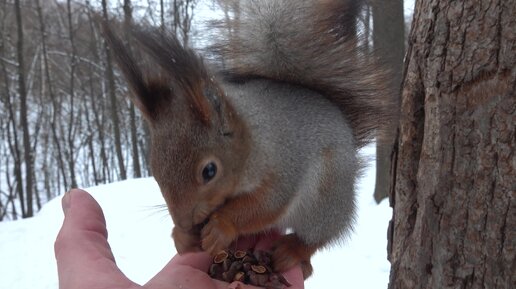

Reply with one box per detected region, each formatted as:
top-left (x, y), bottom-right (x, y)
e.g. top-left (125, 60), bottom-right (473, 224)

top-left (388, 0), bottom-right (515, 288)
top-left (371, 0), bottom-right (405, 203)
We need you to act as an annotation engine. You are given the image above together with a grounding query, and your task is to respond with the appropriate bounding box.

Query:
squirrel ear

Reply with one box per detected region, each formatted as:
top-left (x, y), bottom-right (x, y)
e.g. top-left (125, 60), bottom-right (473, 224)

top-left (101, 22), bottom-right (168, 121)
top-left (131, 27), bottom-right (213, 126)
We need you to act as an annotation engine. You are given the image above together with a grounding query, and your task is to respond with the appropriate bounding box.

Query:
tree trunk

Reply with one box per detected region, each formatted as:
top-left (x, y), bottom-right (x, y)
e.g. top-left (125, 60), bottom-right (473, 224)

top-left (160, 0), bottom-right (165, 33)
top-left (0, 15), bottom-right (24, 219)
top-left (35, 0), bottom-right (68, 196)
top-left (14, 0), bottom-right (34, 218)
top-left (124, 0), bottom-right (142, 178)
top-left (82, 91), bottom-right (99, 185)
top-left (173, 0), bottom-right (179, 35)
top-left (85, 4), bottom-right (110, 183)
top-left (101, 0), bottom-right (127, 180)
top-left (66, 0), bottom-right (78, 188)
top-left (371, 0), bottom-right (405, 203)
top-left (388, 0), bottom-right (515, 288)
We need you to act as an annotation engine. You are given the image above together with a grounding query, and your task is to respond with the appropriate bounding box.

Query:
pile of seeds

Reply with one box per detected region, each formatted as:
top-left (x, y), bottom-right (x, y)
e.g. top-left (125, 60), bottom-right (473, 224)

top-left (208, 249), bottom-right (292, 289)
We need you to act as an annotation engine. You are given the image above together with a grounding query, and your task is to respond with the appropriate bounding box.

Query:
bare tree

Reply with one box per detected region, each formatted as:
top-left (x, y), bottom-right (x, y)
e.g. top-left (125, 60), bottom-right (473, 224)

top-left (0, 0), bottom-right (202, 220)
top-left (14, 0), bottom-right (34, 218)
top-left (64, 0), bottom-right (79, 188)
top-left (35, 0), bottom-right (69, 194)
top-left (1, 0), bottom-right (20, 221)
top-left (123, 0), bottom-right (142, 178)
top-left (388, 0), bottom-right (515, 288)
top-left (160, 0), bottom-right (166, 33)
top-left (101, 0), bottom-right (127, 180)
top-left (85, 2), bottom-right (111, 184)
top-left (173, 0), bottom-right (197, 45)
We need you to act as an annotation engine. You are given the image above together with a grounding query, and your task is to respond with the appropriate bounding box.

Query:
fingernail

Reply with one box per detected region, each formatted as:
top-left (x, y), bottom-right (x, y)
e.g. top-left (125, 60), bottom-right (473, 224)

top-left (62, 190), bottom-right (72, 215)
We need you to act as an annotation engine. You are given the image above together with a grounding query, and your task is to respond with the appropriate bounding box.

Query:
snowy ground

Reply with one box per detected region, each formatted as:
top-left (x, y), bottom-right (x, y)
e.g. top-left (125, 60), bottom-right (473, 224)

top-left (0, 144), bottom-right (392, 289)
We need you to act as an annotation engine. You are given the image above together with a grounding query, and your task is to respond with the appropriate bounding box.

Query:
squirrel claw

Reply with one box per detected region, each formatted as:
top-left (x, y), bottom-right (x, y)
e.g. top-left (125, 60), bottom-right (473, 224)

top-left (201, 213), bottom-right (238, 254)
top-left (172, 226), bottom-right (201, 254)
top-left (272, 234), bottom-right (316, 279)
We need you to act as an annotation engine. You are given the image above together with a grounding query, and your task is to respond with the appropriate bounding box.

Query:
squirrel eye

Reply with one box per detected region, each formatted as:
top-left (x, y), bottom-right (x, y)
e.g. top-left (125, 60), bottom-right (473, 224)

top-left (202, 162), bottom-right (217, 183)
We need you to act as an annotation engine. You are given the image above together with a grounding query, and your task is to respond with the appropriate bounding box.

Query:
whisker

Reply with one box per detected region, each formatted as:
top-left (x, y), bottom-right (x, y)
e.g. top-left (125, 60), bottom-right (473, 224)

top-left (137, 204), bottom-right (171, 221)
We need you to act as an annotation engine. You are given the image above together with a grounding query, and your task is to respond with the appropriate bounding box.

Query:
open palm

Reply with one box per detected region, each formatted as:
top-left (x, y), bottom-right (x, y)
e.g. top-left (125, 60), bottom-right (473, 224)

top-left (54, 189), bottom-right (304, 289)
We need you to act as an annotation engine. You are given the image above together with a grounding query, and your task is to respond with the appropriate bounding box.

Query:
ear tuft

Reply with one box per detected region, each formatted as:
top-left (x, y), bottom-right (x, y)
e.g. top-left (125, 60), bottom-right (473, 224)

top-left (131, 27), bottom-right (213, 126)
top-left (102, 22), bottom-right (216, 125)
top-left (102, 22), bottom-right (157, 120)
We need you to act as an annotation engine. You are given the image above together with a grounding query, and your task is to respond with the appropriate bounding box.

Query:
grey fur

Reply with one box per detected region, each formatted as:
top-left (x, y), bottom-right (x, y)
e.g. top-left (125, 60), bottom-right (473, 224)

top-left (224, 79), bottom-right (358, 246)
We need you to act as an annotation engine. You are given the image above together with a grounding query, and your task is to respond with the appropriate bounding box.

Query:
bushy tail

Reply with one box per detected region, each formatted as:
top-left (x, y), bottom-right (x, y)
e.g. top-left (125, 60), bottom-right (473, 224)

top-left (209, 0), bottom-right (395, 147)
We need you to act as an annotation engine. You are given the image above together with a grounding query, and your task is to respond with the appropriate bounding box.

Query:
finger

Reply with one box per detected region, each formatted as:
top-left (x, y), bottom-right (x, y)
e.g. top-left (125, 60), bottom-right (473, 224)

top-left (166, 233), bottom-right (268, 272)
top-left (54, 189), bottom-right (137, 289)
top-left (227, 281), bottom-right (272, 289)
top-left (279, 265), bottom-right (305, 289)
top-left (169, 251), bottom-right (213, 272)
top-left (146, 256), bottom-right (228, 289)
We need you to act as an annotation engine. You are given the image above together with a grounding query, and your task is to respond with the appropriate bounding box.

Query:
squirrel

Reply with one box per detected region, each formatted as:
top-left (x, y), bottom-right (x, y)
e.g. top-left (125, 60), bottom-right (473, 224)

top-left (103, 0), bottom-right (394, 279)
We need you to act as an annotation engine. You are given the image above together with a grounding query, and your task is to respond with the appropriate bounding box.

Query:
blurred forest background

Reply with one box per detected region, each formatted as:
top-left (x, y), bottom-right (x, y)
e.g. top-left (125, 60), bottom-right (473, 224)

top-left (0, 0), bottom-right (411, 221)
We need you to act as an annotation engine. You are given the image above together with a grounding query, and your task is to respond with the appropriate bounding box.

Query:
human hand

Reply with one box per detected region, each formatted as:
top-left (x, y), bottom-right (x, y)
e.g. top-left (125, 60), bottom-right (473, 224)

top-left (54, 189), bottom-right (304, 289)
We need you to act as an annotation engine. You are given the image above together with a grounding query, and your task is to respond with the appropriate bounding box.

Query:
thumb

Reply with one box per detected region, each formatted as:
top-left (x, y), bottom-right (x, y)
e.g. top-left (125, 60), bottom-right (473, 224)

top-left (54, 189), bottom-right (137, 289)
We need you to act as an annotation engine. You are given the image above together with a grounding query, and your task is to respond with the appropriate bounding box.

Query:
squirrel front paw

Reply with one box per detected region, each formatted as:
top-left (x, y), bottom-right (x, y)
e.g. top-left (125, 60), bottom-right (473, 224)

top-left (201, 213), bottom-right (238, 254)
top-left (172, 226), bottom-right (202, 254)
top-left (272, 234), bottom-right (318, 279)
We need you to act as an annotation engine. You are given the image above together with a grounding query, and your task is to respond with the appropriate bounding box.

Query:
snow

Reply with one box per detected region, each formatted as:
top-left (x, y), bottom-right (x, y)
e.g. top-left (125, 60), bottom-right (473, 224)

top-left (0, 144), bottom-right (392, 289)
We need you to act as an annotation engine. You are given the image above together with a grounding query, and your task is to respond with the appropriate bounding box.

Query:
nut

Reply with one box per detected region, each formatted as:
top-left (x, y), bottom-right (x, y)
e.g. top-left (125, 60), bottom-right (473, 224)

top-left (207, 248), bottom-right (290, 289)
top-left (213, 250), bottom-right (229, 264)
top-left (209, 264), bottom-right (223, 279)
top-left (248, 271), bottom-right (269, 286)
top-left (251, 264), bottom-right (267, 274)
top-left (234, 250), bottom-right (247, 259)
top-left (234, 271), bottom-right (245, 282)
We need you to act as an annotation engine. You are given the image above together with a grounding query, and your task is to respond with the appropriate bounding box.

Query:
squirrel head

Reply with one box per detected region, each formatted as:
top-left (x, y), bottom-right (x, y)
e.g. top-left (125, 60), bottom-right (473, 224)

top-left (103, 24), bottom-right (250, 232)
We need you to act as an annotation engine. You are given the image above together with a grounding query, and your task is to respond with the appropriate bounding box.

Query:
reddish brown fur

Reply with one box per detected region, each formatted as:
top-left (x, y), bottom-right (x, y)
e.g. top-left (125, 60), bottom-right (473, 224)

top-left (172, 226), bottom-right (202, 253)
top-left (184, 79), bottom-right (212, 126)
top-left (200, 173), bottom-right (288, 253)
top-left (272, 234), bottom-right (319, 279)
top-left (130, 27), bottom-right (216, 126)
top-left (200, 170), bottom-right (319, 279)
